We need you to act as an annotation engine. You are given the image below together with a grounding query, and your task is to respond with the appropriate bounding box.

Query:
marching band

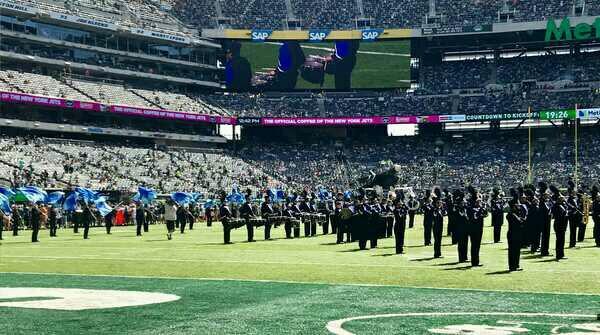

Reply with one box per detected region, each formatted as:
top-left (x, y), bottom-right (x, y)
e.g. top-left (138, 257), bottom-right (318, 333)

top-left (1, 180), bottom-right (600, 273)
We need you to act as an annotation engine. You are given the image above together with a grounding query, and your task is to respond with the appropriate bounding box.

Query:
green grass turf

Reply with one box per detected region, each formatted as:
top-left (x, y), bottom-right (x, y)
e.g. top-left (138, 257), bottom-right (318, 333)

top-left (240, 40), bottom-right (411, 89)
top-left (1, 216), bottom-right (599, 294)
top-left (1, 217), bottom-right (600, 334)
top-left (0, 273), bottom-right (599, 334)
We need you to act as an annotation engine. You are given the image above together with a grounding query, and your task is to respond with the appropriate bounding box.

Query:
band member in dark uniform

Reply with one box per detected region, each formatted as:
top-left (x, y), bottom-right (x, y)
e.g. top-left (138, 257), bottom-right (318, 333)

top-left (30, 202), bottom-right (41, 243)
top-left (539, 183), bottom-right (553, 256)
top-left (444, 189), bottom-right (455, 240)
top-left (432, 198), bottom-right (445, 258)
top-left (309, 198), bottom-right (319, 237)
top-left (319, 199), bottom-right (332, 235)
top-left (528, 197), bottom-right (543, 253)
top-left (260, 195), bottom-right (275, 240)
top-left (356, 197), bottom-right (371, 250)
top-left (393, 197), bottom-right (408, 254)
top-left (282, 202), bottom-right (296, 239)
top-left (422, 193), bottom-right (434, 246)
top-left (48, 204), bottom-right (58, 237)
top-left (381, 198), bottom-right (394, 238)
top-left (407, 195), bottom-right (419, 229)
top-left (0, 208), bottom-right (7, 240)
top-left (239, 194), bottom-right (256, 243)
top-left (566, 181), bottom-right (582, 248)
top-left (367, 198), bottom-right (380, 248)
top-left (12, 205), bottom-right (21, 236)
top-left (205, 205), bottom-right (213, 227)
top-left (289, 200), bottom-right (303, 238)
top-left (299, 197), bottom-right (312, 237)
top-left (490, 188), bottom-right (505, 243)
top-left (104, 207), bottom-right (115, 234)
top-left (82, 203), bottom-right (96, 240)
top-left (507, 200), bottom-right (525, 271)
top-left (551, 185), bottom-right (569, 261)
top-left (334, 200), bottom-right (344, 244)
top-left (188, 203), bottom-right (197, 231)
top-left (177, 204), bottom-right (188, 234)
top-left (135, 203), bottom-right (146, 236)
top-left (467, 193), bottom-right (487, 267)
top-left (73, 202), bottom-right (83, 234)
top-left (219, 199), bottom-right (234, 244)
top-left (592, 185), bottom-right (600, 248)
top-left (454, 190), bottom-right (469, 263)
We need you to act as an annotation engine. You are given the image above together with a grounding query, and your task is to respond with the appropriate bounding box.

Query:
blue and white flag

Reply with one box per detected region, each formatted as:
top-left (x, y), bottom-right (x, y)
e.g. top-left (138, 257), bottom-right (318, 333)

top-left (16, 186), bottom-right (48, 203)
top-left (0, 187), bottom-right (16, 198)
top-left (63, 192), bottom-right (79, 211)
top-left (133, 187), bottom-right (157, 204)
top-left (0, 193), bottom-right (11, 214)
top-left (171, 192), bottom-right (193, 205)
top-left (203, 199), bottom-right (215, 209)
top-left (46, 191), bottom-right (65, 205)
top-left (94, 196), bottom-right (113, 217)
top-left (74, 187), bottom-right (100, 204)
top-left (226, 188), bottom-right (245, 204)
top-left (268, 189), bottom-right (285, 203)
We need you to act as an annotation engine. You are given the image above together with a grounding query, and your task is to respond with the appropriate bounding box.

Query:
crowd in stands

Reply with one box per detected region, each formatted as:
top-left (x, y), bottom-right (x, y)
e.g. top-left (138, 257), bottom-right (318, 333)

top-left (12, 0), bottom-right (600, 32)
top-left (0, 42), bottom-right (215, 82)
top-left (174, 0), bottom-right (600, 30)
top-left (0, 69), bottom-right (228, 116)
top-left (206, 87), bottom-right (600, 117)
top-left (14, 0), bottom-right (187, 36)
top-left (1, 131), bottom-right (598, 194)
top-left (0, 136), bottom-right (281, 194)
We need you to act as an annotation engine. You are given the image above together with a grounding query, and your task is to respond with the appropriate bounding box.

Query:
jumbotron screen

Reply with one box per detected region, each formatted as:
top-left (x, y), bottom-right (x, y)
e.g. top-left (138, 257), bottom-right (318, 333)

top-left (221, 40), bottom-right (410, 91)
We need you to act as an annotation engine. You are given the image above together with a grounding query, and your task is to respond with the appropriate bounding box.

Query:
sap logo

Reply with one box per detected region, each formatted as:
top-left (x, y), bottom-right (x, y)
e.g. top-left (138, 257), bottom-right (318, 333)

top-left (362, 29), bottom-right (383, 41)
top-left (251, 30), bottom-right (272, 41)
top-left (308, 30), bottom-right (330, 42)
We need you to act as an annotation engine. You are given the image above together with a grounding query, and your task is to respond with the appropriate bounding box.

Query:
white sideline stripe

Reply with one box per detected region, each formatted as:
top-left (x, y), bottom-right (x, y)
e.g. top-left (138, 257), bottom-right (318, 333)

top-left (325, 313), bottom-right (599, 335)
top-left (3, 255), bottom-right (600, 274)
top-left (2, 271), bottom-right (600, 297)
top-left (264, 42), bottom-right (411, 57)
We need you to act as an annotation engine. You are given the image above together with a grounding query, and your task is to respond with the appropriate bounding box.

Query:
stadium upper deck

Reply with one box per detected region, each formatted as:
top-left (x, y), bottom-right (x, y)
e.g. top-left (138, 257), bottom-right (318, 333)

top-left (175, 0), bottom-right (600, 30)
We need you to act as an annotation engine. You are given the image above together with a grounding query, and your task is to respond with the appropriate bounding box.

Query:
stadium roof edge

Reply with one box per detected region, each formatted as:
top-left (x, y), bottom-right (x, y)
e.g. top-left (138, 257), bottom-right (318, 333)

top-left (0, 1), bottom-right (220, 49)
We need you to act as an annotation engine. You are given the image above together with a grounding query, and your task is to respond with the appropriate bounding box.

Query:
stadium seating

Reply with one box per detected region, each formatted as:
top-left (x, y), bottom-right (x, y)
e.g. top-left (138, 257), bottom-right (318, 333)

top-left (0, 136), bottom-right (282, 193)
top-left (174, 0), bottom-right (600, 29)
top-left (0, 70), bottom-right (228, 116)
top-left (2, 131), bottom-right (598, 193)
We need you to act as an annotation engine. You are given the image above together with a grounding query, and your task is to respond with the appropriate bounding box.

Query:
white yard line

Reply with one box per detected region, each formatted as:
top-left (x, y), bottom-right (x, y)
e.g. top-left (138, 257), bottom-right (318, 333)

top-left (4, 254), bottom-right (600, 274)
top-left (2, 271), bottom-right (600, 296)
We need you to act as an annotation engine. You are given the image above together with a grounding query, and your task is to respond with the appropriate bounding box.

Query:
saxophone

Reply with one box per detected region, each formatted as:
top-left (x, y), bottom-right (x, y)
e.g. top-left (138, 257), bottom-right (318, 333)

top-left (583, 193), bottom-right (591, 225)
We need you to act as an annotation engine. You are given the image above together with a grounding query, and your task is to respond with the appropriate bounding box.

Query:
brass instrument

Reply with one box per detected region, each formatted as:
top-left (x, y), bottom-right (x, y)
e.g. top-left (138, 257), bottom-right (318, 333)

top-left (583, 193), bottom-right (591, 225)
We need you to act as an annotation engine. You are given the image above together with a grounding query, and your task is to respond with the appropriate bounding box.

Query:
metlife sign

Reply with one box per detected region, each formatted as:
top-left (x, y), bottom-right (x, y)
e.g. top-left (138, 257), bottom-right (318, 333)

top-left (577, 108), bottom-right (600, 119)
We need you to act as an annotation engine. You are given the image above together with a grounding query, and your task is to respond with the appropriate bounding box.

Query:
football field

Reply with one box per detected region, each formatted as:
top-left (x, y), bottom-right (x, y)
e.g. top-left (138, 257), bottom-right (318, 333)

top-left (1, 218), bottom-right (599, 334)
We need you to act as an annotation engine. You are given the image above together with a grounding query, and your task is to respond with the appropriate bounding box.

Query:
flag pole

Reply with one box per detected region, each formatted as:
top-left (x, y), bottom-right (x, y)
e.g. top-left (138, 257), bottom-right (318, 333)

top-left (574, 104), bottom-right (579, 189)
top-left (528, 106), bottom-right (532, 184)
